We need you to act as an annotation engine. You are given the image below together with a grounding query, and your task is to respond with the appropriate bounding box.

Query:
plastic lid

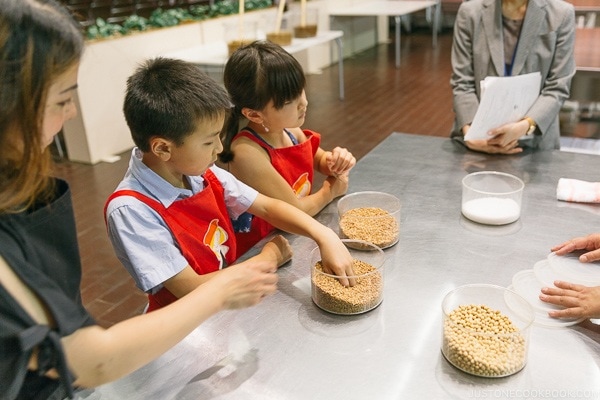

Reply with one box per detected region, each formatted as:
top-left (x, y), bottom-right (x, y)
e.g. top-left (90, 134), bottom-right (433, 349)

top-left (547, 252), bottom-right (600, 286)
top-left (533, 259), bottom-right (557, 287)
top-left (508, 282), bottom-right (584, 328)
top-left (511, 269), bottom-right (562, 313)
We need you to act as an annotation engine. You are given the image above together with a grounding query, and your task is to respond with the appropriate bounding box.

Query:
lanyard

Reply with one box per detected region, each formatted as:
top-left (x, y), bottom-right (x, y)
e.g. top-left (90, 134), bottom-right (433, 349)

top-left (504, 21), bottom-right (522, 76)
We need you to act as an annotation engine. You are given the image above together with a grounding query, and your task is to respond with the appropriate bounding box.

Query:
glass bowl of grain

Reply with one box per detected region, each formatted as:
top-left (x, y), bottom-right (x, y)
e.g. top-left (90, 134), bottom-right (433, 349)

top-left (441, 284), bottom-right (535, 378)
top-left (461, 171), bottom-right (524, 225)
top-left (337, 191), bottom-right (401, 249)
top-left (310, 239), bottom-right (385, 315)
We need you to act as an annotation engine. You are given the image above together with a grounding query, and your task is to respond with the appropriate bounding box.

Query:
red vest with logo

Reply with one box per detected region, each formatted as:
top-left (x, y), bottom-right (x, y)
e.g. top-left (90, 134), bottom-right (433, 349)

top-left (105, 169), bottom-right (237, 311)
top-left (232, 129), bottom-right (320, 257)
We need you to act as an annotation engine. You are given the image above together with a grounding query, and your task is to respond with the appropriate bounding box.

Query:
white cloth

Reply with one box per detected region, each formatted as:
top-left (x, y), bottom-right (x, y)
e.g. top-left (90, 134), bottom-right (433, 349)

top-left (556, 178), bottom-right (600, 203)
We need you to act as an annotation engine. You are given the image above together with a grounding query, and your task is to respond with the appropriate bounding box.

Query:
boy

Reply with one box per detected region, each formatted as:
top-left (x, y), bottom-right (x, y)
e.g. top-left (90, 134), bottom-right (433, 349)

top-left (105, 58), bottom-right (355, 311)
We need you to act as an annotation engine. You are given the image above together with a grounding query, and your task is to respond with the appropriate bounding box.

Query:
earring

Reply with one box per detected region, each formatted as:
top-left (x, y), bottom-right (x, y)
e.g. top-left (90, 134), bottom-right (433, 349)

top-left (261, 123), bottom-right (270, 133)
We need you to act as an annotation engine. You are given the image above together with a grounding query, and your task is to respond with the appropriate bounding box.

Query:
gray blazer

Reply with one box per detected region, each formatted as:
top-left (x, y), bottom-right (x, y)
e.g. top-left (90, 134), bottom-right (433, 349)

top-left (450, 0), bottom-right (576, 150)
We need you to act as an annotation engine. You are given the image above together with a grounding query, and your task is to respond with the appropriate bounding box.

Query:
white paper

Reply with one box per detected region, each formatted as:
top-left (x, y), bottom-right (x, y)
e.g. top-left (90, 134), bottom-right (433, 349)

top-left (464, 72), bottom-right (541, 141)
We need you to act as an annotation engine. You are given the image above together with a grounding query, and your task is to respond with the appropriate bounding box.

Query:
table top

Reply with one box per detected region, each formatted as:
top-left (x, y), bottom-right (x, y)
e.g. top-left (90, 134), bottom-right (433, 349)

top-left (78, 133), bottom-right (600, 399)
top-left (161, 30), bottom-right (343, 66)
top-left (567, 0), bottom-right (600, 12)
top-left (328, 0), bottom-right (438, 17)
top-left (575, 28), bottom-right (600, 72)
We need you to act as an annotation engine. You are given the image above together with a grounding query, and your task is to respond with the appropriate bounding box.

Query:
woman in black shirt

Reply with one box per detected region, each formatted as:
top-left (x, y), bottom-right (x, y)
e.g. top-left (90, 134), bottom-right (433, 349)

top-left (0, 1), bottom-right (278, 398)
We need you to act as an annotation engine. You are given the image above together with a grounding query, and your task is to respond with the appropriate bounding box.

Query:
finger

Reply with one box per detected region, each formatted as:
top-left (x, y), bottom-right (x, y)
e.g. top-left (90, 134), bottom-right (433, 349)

top-left (539, 293), bottom-right (576, 308)
top-left (505, 147), bottom-right (523, 154)
top-left (550, 242), bottom-right (572, 253)
top-left (346, 270), bottom-right (356, 287)
top-left (553, 280), bottom-right (586, 292)
top-left (321, 263), bottom-right (350, 287)
top-left (547, 307), bottom-right (584, 319)
top-left (337, 275), bottom-right (350, 287)
top-left (540, 285), bottom-right (577, 300)
top-left (581, 248), bottom-right (600, 263)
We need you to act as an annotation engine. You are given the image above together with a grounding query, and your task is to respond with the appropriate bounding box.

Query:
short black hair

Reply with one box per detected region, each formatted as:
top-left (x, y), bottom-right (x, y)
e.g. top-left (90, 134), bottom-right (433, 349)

top-left (124, 57), bottom-right (231, 152)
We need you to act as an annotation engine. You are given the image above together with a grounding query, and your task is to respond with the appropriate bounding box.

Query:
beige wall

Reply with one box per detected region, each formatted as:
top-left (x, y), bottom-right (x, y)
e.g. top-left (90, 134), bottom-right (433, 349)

top-left (63, 1), bottom-right (383, 164)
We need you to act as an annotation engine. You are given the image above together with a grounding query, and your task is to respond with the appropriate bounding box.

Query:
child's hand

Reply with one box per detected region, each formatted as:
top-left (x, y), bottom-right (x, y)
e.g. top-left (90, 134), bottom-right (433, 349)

top-left (261, 234), bottom-right (293, 267)
top-left (326, 147), bottom-right (356, 176)
top-left (219, 260), bottom-right (278, 309)
top-left (326, 173), bottom-right (348, 199)
top-left (318, 230), bottom-right (356, 287)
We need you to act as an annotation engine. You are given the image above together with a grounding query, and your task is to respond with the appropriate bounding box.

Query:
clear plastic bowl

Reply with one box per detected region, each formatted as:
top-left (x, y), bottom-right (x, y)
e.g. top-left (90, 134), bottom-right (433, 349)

top-left (441, 284), bottom-right (534, 378)
top-left (310, 239), bottom-right (385, 315)
top-left (337, 191), bottom-right (401, 249)
top-left (461, 171), bottom-right (524, 225)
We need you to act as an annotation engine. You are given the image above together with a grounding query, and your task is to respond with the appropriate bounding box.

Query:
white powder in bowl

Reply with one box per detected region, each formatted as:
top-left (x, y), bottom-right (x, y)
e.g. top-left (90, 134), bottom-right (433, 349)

top-left (462, 197), bottom-right (521, 225)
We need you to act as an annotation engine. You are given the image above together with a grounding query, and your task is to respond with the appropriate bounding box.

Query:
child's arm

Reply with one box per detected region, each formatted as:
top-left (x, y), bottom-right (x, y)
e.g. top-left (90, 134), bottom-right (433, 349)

top-left (228, 139), bottom-right (348, 217)
top-left (0, 255), bottom-right (277, 388)
top-left (248, 193), bottom-right (356, 287)
top-left (314, 146), bottom-right (356, 177)
top-left (164, 235), bottom-right (291, 299)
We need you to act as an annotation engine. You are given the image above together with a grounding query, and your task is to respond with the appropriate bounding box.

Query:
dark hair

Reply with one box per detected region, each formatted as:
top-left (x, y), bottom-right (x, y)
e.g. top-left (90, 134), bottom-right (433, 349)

top-left (123, 57), bottom-right (232, 152)
top-left (0, 0), bottom-right (83, 213)
top-left (219, 40), bottom-right (306, 163)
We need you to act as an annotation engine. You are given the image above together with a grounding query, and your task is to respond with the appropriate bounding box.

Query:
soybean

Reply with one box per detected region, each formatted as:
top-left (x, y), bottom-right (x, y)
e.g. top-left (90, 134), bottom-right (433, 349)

top-left (312, 259), bottom-right (382, 314)
top-left (442, 304), bottom-right (526, 377)
top-left (339, 207), bottom-right (398, 248)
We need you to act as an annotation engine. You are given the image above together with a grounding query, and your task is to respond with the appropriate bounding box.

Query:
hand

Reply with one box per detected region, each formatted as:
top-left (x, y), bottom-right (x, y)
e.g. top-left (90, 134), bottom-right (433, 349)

top-left (260, 234), bottom-right (293, 267)
top-left (317, 229), bottom-right (356, 287)
top-left (462, 124), bottom-right (523, 155)
top-left (487, 120), bottom-right (529, 148)
top-left (326, 147), bottom-right (356, 176)
top-left (217, 260), bottom-right (278, 309)
top-left (464, 138), bottom-right (523, 154)
top-left (325, 172), bottom-right (349, 199)
top-left (539, 281), bottom-right (600, 320)
top-left (551, 233), bottom-right (600, 262)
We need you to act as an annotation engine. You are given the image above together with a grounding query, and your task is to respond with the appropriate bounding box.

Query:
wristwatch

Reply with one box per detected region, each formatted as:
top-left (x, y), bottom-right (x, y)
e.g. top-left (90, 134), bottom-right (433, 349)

top-left (524, 116), bottom-right (537, 136)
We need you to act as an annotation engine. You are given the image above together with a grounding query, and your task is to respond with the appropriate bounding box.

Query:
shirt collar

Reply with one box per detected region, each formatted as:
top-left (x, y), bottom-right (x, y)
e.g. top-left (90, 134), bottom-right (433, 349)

top-left (129, 148), bottom-right (205, 208)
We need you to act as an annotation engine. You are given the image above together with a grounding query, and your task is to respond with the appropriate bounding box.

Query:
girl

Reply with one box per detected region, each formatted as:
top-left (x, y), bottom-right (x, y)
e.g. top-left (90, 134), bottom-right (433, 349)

top-left (218, 40), bottom-right (356, 257)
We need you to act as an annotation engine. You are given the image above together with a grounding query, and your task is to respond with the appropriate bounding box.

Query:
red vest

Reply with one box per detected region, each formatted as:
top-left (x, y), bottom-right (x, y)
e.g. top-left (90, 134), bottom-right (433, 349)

top-left (233, 129), bottom-right (321, 257)
top-left (105, 169), bottom-right (237, 311)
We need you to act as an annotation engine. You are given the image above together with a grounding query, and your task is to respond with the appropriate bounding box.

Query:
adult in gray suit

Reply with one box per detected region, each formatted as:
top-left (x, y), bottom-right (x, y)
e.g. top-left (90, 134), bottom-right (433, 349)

top-left (450, 0), bottom-right (575, 154)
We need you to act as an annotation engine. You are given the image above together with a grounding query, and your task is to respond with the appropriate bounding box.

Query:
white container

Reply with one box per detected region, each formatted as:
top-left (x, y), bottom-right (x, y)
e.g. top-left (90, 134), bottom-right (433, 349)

top-left (461, 171), bottom-right (524, 225)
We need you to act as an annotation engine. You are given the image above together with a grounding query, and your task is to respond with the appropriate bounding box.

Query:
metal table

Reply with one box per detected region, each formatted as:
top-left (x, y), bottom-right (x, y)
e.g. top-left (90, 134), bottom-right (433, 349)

top-left (78, 133), bottom-right (600, 399)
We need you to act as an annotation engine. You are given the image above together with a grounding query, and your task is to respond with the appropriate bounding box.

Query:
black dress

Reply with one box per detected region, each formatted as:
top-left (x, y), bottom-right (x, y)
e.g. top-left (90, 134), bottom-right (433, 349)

top-left (0, 179), bottom-right (95, 399)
